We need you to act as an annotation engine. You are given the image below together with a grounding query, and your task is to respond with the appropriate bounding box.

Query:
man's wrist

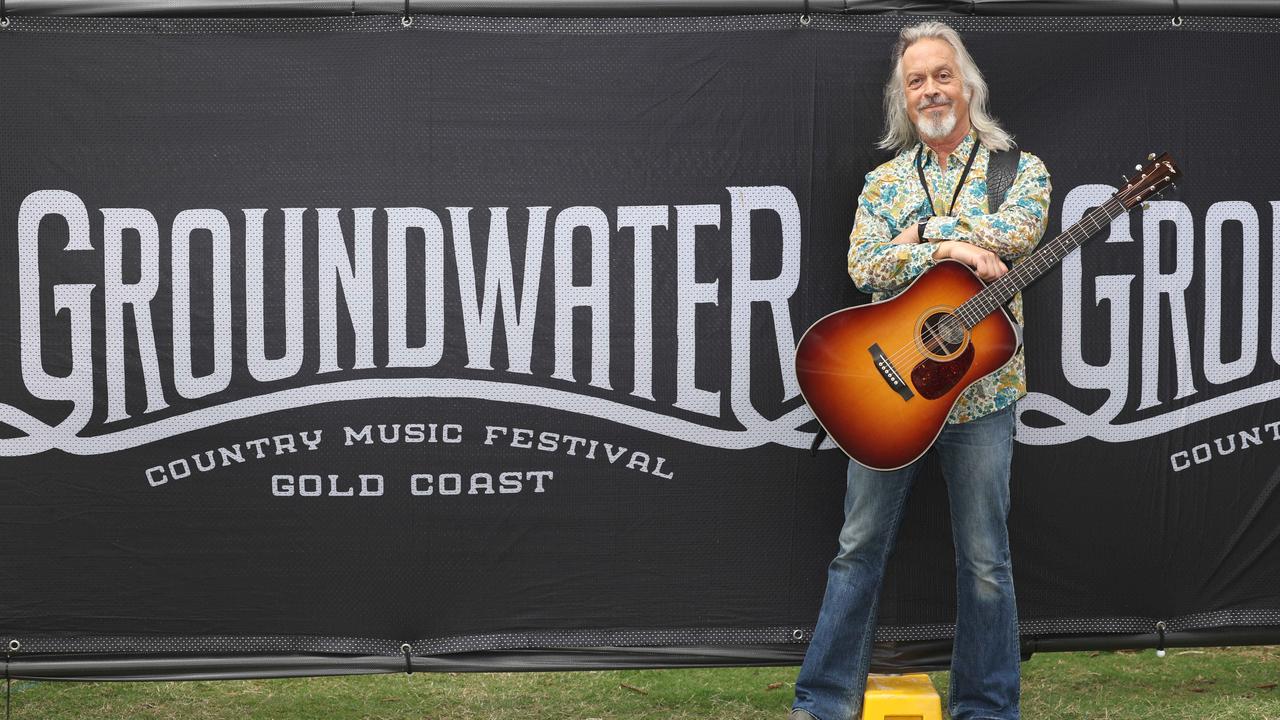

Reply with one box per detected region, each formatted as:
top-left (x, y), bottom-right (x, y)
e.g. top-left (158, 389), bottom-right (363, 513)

top-left (932, 240), bottom-right (950, 260)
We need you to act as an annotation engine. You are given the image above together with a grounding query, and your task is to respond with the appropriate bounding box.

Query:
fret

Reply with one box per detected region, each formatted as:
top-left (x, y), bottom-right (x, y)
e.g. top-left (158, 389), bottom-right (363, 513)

top-left (950, 149), bottom-right (1180, 328)
top-left (957, 198), bottom-right (1127, 327)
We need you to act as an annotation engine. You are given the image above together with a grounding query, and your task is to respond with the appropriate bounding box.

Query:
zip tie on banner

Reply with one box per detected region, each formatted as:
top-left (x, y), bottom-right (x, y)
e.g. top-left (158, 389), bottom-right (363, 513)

top-left (1171, 0), bottom-right (1183, 27)
top-left (1155, 620), bottom-right (1168, 658)
top-left (799, 0), bottom-right (810, 27)
top-left (402, 0), bottom-right (413, 27)
top-left (1, 0), bottom-right (9, 30)
top-left (401, 643), bottom-right (414, 675)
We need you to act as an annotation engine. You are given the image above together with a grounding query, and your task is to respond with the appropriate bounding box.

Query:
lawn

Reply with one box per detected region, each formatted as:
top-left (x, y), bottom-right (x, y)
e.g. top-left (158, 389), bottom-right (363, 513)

top-left (6, 646), bottom-right (1280, 719)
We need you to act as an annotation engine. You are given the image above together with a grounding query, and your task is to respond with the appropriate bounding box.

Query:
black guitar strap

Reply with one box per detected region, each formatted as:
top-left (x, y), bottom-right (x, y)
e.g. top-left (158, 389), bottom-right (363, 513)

top-left (809, 424), bottom-right (826, 457)
top-left (986, 147), bottom-right (1021, 212)
top-left (808, 145), bottom-right (1022, 459)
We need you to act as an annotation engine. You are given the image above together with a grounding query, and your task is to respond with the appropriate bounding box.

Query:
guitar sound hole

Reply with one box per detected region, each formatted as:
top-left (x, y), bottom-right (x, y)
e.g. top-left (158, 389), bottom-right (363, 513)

top-left (919, 311), bottom-right (967, 359)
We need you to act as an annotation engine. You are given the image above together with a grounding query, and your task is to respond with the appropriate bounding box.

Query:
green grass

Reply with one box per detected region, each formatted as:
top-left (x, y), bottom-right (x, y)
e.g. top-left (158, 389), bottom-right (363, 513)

top-left (7, 646), bottom-right (1280, 719)
top-left (1016, 646), bottom-right (1280, 720)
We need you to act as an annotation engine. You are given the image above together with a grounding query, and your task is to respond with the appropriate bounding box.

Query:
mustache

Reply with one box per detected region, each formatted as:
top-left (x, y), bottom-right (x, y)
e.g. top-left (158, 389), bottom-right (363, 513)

top-left (917, 98), bottom-right (953, 111)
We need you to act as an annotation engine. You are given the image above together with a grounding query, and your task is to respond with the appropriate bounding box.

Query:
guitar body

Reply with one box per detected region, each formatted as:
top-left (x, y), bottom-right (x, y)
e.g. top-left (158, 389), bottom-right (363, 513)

top-left (795, 260), bottom-right (1021, 470)
top-left (795, 153), bottom-right (1180, 469)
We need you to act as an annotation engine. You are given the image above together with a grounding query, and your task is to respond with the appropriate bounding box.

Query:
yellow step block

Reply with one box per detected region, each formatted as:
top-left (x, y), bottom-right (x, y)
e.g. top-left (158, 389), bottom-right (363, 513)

top-left (860, 673), bottom-right (943, 720)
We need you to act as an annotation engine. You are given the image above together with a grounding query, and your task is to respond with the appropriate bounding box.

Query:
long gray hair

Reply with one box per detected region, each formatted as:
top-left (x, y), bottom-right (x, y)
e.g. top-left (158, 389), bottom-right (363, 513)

top-left (877, 21), bottom-right (1014, 153)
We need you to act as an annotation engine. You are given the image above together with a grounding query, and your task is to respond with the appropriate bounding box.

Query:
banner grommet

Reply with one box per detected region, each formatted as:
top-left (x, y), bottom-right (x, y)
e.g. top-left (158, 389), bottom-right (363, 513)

top-left (400, 643), bottom-right (414, 674)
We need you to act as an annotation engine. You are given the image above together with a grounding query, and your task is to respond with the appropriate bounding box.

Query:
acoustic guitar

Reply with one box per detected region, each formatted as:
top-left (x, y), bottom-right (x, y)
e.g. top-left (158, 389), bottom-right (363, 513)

top-left (795, 153), bottom-right (1180, 470)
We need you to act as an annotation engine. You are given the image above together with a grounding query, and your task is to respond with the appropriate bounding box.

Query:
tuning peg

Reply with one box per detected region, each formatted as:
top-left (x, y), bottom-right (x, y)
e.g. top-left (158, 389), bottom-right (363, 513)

top-left (1134, 164), bottom-right (1143, 171)
top-left (1148, 152), bottom-right (1157, 161)
top-left (1142, 202), bottom-right (1151, 210)
top-left (1121, 174), bottom-right (1131, 184)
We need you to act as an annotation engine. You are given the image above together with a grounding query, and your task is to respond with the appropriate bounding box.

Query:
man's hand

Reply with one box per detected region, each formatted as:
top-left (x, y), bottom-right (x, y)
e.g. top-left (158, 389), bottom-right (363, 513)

top-left (933, 240), bottom-right (1008, 281)
top-left (890, 223), bottom-right (921, 245)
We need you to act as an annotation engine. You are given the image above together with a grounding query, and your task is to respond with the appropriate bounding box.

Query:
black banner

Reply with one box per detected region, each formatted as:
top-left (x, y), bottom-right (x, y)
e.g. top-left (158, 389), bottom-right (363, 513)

top-left (2, 14), bottom-right (1279, 674)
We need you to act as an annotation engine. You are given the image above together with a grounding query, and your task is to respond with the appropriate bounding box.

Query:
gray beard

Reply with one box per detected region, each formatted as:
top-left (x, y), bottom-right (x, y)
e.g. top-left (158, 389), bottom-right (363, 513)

top-left (916, 106), bottom-right (957, 141)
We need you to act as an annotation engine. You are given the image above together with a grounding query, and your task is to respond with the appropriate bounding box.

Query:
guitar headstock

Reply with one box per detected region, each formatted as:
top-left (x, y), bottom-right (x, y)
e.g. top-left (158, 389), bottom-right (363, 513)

top-left (1115, 152), bottom-right (1181, 209)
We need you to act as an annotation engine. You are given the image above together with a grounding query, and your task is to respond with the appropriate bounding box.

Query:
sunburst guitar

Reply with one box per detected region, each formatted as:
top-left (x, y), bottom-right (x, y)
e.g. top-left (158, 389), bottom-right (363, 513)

top-left (795, 153), bottom-right (1180, 470)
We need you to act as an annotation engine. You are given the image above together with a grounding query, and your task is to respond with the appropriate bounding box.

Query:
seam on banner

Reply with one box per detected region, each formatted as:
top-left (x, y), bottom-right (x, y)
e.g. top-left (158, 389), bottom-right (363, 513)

top-left (5, 15), bottom-right (1280, 35)
top-left (10, 610), bottom-right (1280, 656)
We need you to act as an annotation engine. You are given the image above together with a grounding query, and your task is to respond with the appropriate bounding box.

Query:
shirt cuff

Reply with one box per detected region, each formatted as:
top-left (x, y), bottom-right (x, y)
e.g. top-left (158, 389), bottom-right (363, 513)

top-left (924, 215), bottom-right (965, 241)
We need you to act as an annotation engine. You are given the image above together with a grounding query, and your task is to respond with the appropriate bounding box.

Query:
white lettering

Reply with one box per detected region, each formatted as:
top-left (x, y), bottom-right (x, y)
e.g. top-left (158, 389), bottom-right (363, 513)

top-left (386, 207), bottom-right (446, 368)
top-left (244, 208), bottom-right (306, 382)
top-left (102, 208), bottom-right (167, 421)
top-left (552, 206), bottom-right (611, 389)
top-left (1203, 201), bottom-right (1259, 384)
top-left (317, 207), bottom-right (375, 373)
top-left (172, 209), bottom-right (233, 399)
top-left (674, 204), bottom-right (721, 415)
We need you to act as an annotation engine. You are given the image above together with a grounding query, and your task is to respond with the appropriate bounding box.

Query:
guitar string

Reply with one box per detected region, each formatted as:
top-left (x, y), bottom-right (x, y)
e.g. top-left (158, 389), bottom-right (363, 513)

top-left (871, 195), bottom-right (1126, 374)
top-left (877, 198), bottom-right (1124, 370)
top-left (873, 198), bottom-right (1125, 373)
top-left (885, 199), bottom-right (1119, 366)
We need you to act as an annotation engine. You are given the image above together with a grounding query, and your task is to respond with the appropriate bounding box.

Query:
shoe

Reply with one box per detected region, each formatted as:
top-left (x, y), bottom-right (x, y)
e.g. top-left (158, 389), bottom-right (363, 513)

top-left (789, 710), bottom-right (819, 720)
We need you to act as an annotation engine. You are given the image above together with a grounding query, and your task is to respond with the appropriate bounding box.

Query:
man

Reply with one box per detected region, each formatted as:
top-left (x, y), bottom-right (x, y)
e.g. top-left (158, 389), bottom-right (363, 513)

top-left (790, 22), bottom-right (1052, 720)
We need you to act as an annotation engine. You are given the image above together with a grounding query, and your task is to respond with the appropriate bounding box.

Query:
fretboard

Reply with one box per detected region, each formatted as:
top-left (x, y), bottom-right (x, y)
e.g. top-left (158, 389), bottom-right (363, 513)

top-left (953, 196), bottom-right (1126, 328)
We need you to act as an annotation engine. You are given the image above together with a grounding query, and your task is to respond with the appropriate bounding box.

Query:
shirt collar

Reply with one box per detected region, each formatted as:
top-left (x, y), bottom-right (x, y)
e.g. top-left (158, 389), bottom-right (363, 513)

top-left (919, 129), bottom-right (978, 169)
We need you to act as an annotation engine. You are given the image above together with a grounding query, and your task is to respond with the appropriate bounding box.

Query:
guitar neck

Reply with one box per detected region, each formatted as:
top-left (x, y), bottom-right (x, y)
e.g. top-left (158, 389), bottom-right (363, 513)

top-left (954, 196), bottom-right (1128, 327)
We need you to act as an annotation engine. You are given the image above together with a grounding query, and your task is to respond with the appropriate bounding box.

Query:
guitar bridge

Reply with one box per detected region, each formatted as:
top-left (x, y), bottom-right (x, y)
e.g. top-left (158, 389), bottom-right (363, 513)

top-left (869, 343), bottom-right (914, 401)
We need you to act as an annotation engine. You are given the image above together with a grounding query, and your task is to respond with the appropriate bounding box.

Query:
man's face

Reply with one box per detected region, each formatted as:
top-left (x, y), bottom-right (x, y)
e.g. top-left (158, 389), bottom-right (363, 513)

top-left (902, 37), bottom-right (970, 142)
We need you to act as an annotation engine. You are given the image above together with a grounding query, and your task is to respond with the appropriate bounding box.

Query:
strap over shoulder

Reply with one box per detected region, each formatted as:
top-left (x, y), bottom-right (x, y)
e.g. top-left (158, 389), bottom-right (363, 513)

top-left (986, 146), bottom-right (1022, 212)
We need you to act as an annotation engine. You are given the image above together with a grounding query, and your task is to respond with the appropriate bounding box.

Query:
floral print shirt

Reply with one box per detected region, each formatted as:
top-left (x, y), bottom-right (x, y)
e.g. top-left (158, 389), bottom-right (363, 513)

top-left (847, 130), bottom-right (1052, 423)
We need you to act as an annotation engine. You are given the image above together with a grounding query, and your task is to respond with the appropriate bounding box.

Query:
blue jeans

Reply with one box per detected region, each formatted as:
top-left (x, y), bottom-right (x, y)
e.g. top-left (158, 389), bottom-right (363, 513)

top-left (793, 404), bottom-right (1020, 720)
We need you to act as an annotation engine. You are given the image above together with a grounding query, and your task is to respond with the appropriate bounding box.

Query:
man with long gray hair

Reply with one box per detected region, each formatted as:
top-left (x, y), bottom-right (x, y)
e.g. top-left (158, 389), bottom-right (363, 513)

top-left (790, 21), bottom-right (1051, 720)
